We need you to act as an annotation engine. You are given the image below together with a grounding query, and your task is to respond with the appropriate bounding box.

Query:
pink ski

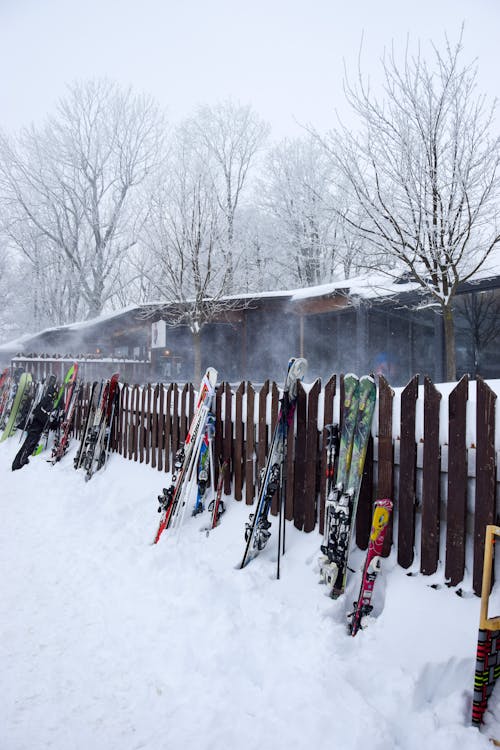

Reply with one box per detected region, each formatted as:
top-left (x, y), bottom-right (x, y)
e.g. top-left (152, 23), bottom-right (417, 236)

top-left (349, 498), bottom-right (393, 636)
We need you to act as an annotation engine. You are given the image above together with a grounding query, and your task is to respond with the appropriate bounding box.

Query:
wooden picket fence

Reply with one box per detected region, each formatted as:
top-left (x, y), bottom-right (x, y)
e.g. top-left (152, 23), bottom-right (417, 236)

top-left (72, 374), bottom-right (499, 595)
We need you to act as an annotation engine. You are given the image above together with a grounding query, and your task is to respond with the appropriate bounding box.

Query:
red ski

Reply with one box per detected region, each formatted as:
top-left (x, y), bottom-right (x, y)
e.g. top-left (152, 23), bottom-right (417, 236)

top-left (153, 367), bottom-right (217, 544)
top-left (50, 362), bottom-right (80, 463)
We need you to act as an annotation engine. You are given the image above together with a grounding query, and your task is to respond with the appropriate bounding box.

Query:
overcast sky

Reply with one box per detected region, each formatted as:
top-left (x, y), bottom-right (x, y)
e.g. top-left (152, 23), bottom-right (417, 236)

top-left (1, 0), bottom-right (499, 140)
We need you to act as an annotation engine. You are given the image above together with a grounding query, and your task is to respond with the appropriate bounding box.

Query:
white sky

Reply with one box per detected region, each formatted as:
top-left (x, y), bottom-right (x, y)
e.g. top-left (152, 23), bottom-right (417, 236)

top-left (0, 0), bottom-right (499, 140)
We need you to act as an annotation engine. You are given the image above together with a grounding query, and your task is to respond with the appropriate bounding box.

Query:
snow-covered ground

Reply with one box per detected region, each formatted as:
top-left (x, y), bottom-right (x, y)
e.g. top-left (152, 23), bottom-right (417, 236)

top-left (0, 439), bottom-right (496, 749)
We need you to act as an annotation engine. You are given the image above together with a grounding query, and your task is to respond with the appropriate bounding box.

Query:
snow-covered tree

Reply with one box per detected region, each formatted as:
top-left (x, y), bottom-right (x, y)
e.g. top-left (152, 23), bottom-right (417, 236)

top-left (141, 125), bottom-right (245, 381)
top-left (185, 100), bottom-right (269, 292)
top-left (259, 136), bottom-right (341, 287)
top-left (0, 79), bottom-right (165, 321)
top-left (319, 36), bottom-right (500, 379)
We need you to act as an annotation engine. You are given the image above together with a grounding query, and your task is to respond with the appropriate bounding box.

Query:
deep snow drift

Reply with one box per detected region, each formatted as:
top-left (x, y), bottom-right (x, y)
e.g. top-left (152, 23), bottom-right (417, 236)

top-left (0, 438), bottom-right (496, 750)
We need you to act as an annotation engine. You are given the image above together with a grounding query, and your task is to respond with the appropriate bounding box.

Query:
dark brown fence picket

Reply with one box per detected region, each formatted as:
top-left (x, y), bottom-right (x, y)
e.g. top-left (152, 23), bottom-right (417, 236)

top-left (420, 377), bottom-right (442, 575)
top-left (223, 383), bottom-right (232, 495)
top-left (234, 383), bottom-right (244, 501)
top-left (139, 387), bottom-right (146, 463)
top-left (179, 384), bottom-right (188, 446)
top-left (151, 385), bottom-right (158, 469)
top-left (293, 382), bottom-right (308, 531)
top-left (172, 384), bottom-right (179, 456)
top-left (257, 381), bottom-right (270, 481)
top-left (445, 375), bottom-right (469, 587)
top-left (356, 436), bottom-right (374, 549)
top-left (377, 376), bottom-right (394, 557)
top-left (121, 385), bottom-right (129, 457)
top-left (245, 382), bottom-right (255, 505)
top-left (304, 379), bottom-right (321, 533)
top-left (157, 384), bottom-right (164, 472)
top-left (319, 375), bottom-right (336, 535)
top-left (164, 385), bottom-right (172, 472)
top-left (214, 384), bottom-right (223, 486)
top-left (473, 378), bottom-right (497, 595)
top-left (188, 383), bottom-right (194, 428)
top-left (129, 385), bottom-right (139, 461)
top-left (397, 375), bottom-right (419, 569)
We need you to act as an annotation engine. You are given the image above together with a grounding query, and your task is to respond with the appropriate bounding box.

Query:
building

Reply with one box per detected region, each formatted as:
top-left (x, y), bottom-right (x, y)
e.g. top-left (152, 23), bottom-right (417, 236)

top-left (1, 273), bottom-right (499, 385)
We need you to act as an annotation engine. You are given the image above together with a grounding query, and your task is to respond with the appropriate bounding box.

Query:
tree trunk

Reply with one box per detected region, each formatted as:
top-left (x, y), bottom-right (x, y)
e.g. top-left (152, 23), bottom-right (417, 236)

top-left (443, 303), bottom-right (457, 381)
top-left (192, 329), bottom-right (202, 384)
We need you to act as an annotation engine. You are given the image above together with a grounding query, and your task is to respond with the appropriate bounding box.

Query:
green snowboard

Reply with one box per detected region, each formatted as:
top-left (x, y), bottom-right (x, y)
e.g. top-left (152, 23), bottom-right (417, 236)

top-left (0, 372), bottom-right (33, 442)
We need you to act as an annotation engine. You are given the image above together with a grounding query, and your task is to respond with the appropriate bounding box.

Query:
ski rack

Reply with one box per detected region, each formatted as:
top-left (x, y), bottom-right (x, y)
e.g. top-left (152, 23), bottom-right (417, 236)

top-left (472, 524), bottom-right (500, 736)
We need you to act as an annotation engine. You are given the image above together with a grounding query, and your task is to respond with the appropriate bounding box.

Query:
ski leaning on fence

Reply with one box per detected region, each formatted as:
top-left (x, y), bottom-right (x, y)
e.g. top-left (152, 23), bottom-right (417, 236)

top-left (319, 374), bottom-right (377, 598)
top-left (153, 366), bottom-right (218, 545)
top-left (348, 498), bottom-right (393, 636)
top-left (1, 371), bottom-right (33, 443)
top-left (201, 459), bottom-right (229, 535)
top-left (74, 373), bottom-right (120, 481)
top-left (240, 356), bottom-right (308, 574)
top-left (192, 413), bottom-right (216, 517)
top-left (50, 364), bottom-right (80, 464)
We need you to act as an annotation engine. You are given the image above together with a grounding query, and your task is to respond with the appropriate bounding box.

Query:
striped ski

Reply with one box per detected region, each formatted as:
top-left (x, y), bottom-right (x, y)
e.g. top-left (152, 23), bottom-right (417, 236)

top-left (319, 375), bottom-right (376, 598)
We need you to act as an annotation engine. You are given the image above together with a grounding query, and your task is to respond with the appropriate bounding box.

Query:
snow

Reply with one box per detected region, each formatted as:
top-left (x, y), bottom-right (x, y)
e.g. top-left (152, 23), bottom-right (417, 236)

top-left (0, 438), bottom-right (495, 750)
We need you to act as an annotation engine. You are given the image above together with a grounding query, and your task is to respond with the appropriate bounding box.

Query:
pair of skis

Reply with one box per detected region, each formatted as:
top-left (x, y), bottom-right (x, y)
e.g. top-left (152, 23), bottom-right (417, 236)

top-left (50, 364), bottom-right (81, 463)
top-left (319, 374), bottom-right (393, 634)
top-left (319, 374), bottom-right (377, 599)
top-left (153, 367), bottom-right (218, 544)
top-left (74, 373), bottom-right (120, 480)
top-left (240, 357), bottom-right (308, 576)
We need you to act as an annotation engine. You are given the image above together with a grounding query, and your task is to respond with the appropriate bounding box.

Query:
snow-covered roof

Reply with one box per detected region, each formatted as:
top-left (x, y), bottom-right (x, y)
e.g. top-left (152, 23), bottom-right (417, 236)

top-left (1, 266), bottom-right (498, 353)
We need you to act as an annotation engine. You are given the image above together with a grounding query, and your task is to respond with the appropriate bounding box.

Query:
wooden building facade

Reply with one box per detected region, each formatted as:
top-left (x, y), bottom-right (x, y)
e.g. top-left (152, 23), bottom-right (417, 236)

top-left (2, 275), bottom-right (500, 385)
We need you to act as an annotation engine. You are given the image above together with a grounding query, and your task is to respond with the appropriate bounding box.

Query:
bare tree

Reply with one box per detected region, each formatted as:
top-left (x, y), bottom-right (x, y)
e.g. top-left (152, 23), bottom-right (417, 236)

top-left (456, 289), bottom-right (500, 376)
top-left (186, 100), bottom-right (269, 291)
top-left (141, 126), bottom-right (243, 381)
top-left (319, 36), bottom-right (500, 379)
top-left (0, 79), bottom-right (165, 321)
top-left (259, 136), bottom-right (342, 286)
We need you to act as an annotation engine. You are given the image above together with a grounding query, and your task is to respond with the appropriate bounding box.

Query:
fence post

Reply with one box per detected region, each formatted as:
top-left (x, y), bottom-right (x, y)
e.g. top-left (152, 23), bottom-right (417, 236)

top-left (377, 375), bottom-right (394, 557)
top-left (223, 383), bottom-right (232, 495)
top-left (304, 379), bottom-right (321, 533)
top-left (473, 378), bottom-right (497, 595)
top-left (234, 383), bottom-right (245, 501)
top-left (445, 375), bottom-right (469, 587)
top-left (293, 381), bottom-right (308, 530)
top-left (164, 384), bottom-right (172, 472)
top-left (257, 381), bottom-right (270, 483)
top-left (245, 382), bottom-right (255, 505)
top-left (397, 375), bottom-right (419, 569)
top-left (157, 384), bottom-right (164, 472)
top-left (420, 376), bottom-right (442, 575)
top-left (172, 384), bottom-right (179, 457)
top-left (139, 386), bottom-right (146, 464)
top-left (319, 374), bottom-right (336, 535)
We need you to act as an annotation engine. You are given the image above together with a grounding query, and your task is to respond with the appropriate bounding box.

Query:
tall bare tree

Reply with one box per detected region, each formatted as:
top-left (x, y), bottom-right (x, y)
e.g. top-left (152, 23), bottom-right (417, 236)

top-left (142, 125), bottom-right (242, 381)
top-left (259, 136), bottom-right (342, 286)
top-left (0, 79), bottom-right (165, 321)
top-left (319, 36), bottom-right (500, 379)
top-left (186, 100), bottom-right (269, 291)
